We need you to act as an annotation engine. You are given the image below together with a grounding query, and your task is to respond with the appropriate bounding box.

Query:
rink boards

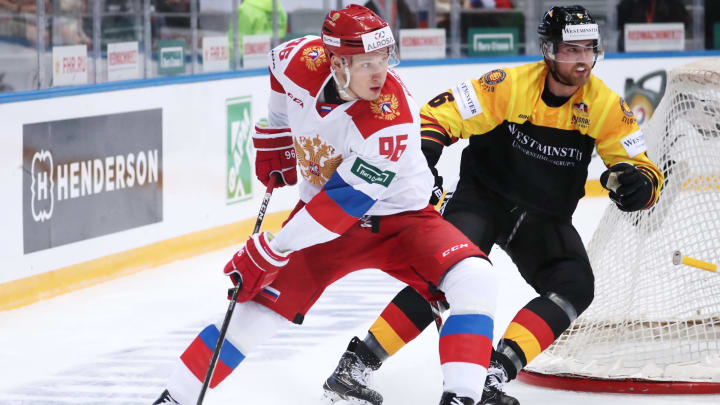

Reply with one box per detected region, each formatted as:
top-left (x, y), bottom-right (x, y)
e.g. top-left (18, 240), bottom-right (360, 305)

top-left (0, 52), bottom-right (716, 310)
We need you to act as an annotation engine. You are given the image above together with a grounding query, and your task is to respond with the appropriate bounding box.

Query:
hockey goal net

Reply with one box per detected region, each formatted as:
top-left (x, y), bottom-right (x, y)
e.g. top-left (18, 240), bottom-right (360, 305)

top-left (519, 59), bottom-right (720, 394)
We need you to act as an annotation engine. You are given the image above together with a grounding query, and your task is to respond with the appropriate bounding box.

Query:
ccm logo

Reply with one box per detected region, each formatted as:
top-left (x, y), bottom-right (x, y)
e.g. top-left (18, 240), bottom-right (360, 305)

top-left (443, 243), bottom-right (469, 256)
top-left (435, 243), bottom-right (471, 262)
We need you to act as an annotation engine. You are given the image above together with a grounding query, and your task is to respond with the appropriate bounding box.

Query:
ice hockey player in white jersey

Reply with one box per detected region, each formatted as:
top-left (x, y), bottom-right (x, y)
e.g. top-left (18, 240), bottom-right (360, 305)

top-left (153, 5), bottom-right (498, 405)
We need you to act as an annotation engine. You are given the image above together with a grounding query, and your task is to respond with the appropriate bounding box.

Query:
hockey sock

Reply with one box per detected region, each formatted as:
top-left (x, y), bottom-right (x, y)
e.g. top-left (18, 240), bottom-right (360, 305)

top-left (438, 257), bottom-right (497, 402)
top-left (367, 285), bottom-right (435, 357)
top-left (439, 313), bottom-right (494, 402)
top-left (500, 294), bottom-right (576, 377)
top-left (181, 325), bottom-right (245, 388)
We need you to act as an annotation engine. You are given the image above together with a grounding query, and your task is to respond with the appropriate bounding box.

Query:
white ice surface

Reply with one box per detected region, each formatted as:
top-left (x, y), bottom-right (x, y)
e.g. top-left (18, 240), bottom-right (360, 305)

top-left (1, 198), bottom-right (718, 404)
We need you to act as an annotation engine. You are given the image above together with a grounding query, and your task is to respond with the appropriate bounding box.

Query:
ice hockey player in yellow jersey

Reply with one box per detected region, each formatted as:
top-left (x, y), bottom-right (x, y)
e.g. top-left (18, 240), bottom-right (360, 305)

top-left (322, 5), bottom-right (664, 405)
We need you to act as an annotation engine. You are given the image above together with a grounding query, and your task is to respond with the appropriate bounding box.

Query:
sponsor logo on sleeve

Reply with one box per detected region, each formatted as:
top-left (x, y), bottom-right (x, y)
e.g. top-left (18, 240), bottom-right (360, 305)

top-left (620, 129), bottom-right (647, 158)
top-left (453, 80), bottom-right (483, 120)
top-left (562, 24), bottom-right (599, 41)
top-left (350, 158), bottom-right (395, 187)
top-left (361, 26), bottom-right (395, 52)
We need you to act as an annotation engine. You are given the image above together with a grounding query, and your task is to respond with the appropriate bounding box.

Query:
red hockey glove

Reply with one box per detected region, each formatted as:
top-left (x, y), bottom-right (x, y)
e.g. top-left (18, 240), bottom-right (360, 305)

top-left (223, 232), bottom-right (289, 302)
top-left (253, 124), bottom-right (297, 188)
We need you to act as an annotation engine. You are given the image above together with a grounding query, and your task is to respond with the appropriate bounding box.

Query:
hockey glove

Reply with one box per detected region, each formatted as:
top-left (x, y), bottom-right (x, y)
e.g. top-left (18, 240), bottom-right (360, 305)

top-left (600, 162), bottom-right (653, 212)
top-left (223, 231), bottom-right (289, 302)
top-left (253, 124), bottom-right (297, 188)
top-left (429, 166), bottom-right (444, 206)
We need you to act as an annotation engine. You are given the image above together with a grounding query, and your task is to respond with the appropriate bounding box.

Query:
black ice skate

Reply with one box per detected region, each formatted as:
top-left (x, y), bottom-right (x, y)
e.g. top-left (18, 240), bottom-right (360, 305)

top-left (322, 337), bottom-right (383, 405)
top-left (439, 391), bottom-right (475, 405)
top-left (480, 361), bottom-right (520, 405)
top-left (152, 389), bottom-right (179, 404)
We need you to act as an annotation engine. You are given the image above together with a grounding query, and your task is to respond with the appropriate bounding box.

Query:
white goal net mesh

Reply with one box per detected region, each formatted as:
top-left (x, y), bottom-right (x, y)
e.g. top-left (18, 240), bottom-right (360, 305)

top-left (526, 59), bottom-right (720, 383)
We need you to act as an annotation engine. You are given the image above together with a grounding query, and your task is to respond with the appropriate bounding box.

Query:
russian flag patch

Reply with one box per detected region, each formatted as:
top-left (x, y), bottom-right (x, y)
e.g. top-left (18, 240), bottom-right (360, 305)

top-left (261, 286), bottom-right (281, 302)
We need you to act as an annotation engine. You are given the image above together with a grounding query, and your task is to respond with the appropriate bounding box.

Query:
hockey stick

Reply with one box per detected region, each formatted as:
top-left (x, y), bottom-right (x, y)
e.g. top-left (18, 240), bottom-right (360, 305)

top-left (430, 301), bottom-right (444, 331)
top-left (197, 175), bottom-right (279, 405)
top-left (672, 250), bottom-right (717, 273)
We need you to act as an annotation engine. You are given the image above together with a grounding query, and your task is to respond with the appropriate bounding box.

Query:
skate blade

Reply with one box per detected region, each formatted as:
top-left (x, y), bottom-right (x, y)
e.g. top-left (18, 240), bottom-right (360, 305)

top-left (321, 390), bottom-right (373, 405)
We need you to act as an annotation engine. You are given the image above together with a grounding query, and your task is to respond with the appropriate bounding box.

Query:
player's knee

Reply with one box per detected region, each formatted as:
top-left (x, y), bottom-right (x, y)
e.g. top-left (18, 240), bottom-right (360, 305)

top-left (225, 301), bottom-right (287, 352)
top-left (544, 260), bottom-right (594, 317)
top-left (440, 256), bottom-right (497, 314)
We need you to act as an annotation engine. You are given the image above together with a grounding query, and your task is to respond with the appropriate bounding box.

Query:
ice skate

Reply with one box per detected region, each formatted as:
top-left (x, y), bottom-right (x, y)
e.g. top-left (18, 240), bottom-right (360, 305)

top-left (322, 337), bottom-right (383, 405)
top-left (439, 391), bottom-right (475, 405)
top-left (152, 389), bottom-right (179, 404)
top-left (479, 361), bottom-right (520, 405)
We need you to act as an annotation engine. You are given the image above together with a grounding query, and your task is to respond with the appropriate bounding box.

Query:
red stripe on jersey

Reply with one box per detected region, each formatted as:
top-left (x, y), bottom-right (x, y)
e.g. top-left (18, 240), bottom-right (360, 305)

top-left (421, 135), bottom-right (447, 146)
top-left (421, 123), bottom-right (448, 134)
top-left (256, 233), bottom-right (286, 263)
top-left (305, 190), bottom-right (358, 235)
top-left (420, 113), bottom-right (442, 127)
top-left (283, 38), bottom-right (330, 98)
top-left (254, 125), bottom-right (291, 134)
top-left (345, 74), bottom-right (414, 139)
top-left (379, 303), bottom-right (424, 343)
top-left (269, 69), bottom-right (284, 93)
top-left (439, 333), bottom-right (492, 367)
top-left (513, 308), bottom-right (556, 350)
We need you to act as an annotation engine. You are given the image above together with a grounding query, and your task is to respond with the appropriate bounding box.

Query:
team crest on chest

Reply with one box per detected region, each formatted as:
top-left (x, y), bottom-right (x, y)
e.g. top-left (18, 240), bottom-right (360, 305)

top-left (301, 46), bottom-right (327, 71)
top-left (294, 135), bottom-right (343, 186)
top-left (371, 94), bottom-right (400, 120)
top-left (573, 102), bottom-right (589, 115)
top-left (571, 101), bottom-right (590, 129)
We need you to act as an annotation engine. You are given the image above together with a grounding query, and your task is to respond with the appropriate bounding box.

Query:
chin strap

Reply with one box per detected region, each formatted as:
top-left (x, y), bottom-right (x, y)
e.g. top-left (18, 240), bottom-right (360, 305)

top-left (331, 59), bottom-right (356, 101)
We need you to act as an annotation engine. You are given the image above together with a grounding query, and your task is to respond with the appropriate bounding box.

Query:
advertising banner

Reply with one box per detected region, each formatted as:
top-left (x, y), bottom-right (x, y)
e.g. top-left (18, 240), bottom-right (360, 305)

top-left (23, 109), bottom-right (163, 253)
top-left (399, 29), bottom-right (445, 60)
top-left (243, 34), bottom-right (271, 69)
top-left (158, 40), bottom-right (186, 75)
top-left (203, 36), bottom-right (230, 73)
top-left (468, 28), bottom-right (519, 57)
top-left (624, 23), bottom-right (685, 52)
top-left (107, 41), bottom-right (140, 82)
top-left (226, 96), bottom-right (253, 204)
top-left (52, 45), bottom-right (88, 86)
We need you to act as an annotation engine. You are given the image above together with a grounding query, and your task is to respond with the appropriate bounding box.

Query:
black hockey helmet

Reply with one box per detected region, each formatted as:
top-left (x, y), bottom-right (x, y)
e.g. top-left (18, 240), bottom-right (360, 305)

top-left (537, 5), bottom-right (603, 66)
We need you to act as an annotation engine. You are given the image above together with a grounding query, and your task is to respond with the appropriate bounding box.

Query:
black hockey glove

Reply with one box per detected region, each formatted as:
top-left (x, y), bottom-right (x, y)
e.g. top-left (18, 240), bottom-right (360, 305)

top-left (429, 166), bottom-right (444, 205)
top-left (600, 162), bottom-right (653, 212)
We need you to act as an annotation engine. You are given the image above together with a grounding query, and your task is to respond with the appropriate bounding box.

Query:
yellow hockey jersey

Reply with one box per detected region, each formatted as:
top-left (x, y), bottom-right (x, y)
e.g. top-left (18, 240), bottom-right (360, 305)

top-left (420, 61), bottom-right (663, 218)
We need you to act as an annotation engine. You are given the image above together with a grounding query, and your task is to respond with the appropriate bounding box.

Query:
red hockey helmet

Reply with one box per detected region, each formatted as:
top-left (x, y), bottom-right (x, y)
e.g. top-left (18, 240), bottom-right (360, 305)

top-left (321, 4), bottom-right (396, 57)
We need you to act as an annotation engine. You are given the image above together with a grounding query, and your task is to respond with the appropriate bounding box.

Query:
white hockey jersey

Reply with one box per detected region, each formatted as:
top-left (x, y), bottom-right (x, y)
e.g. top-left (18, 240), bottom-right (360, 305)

top-left (265, 36), bottom-right (433, 253)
